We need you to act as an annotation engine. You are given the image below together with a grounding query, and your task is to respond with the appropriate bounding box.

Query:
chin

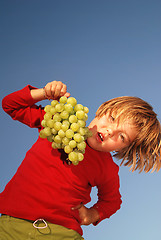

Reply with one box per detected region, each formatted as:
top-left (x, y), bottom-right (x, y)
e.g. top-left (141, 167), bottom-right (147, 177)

top-left (87, 139), bottom-right (102, 152)
top-left (87, 138), bottom-right (98, 151)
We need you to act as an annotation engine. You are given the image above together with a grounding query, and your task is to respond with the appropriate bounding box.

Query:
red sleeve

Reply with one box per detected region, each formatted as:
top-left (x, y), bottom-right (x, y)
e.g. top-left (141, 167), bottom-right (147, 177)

top-left (2, 85), bottom-right (45, 129)
top-left (92, 156), bottom-right (122, 225)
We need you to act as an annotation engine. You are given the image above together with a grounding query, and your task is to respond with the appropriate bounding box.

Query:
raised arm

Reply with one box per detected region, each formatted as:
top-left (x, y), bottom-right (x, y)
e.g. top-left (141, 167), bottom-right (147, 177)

top-left (2, 80), bottom-right (70, 129)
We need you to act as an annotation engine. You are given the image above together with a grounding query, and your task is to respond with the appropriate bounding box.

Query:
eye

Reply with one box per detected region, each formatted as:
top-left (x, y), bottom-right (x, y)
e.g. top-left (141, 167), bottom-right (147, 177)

top-left (119, 134), bottom-right (125, 142)
top-left (110, 115), bottom-right (115, 122)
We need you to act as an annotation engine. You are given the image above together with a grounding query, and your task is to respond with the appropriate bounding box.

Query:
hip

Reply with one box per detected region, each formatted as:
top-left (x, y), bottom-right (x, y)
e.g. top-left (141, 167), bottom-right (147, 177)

top-left (0, 215), bottom-right (84, 240)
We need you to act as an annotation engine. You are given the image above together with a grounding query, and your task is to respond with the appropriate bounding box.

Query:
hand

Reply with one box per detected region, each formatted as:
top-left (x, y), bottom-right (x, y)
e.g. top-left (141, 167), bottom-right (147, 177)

top-left (71, 203), bottom-right (100, 225)
top-left (44, 81), bottom-right (70, 100)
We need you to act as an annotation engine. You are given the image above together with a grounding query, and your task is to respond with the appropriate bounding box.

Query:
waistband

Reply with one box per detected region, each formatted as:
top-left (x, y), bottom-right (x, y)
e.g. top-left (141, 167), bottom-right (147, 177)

top-left (1, 214), bottom-right (48, 229)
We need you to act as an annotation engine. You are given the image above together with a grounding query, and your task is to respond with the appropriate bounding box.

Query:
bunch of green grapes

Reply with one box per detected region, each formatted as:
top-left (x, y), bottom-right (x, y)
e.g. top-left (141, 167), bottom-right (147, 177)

top-left (39, 96), bottom-right (92, 165)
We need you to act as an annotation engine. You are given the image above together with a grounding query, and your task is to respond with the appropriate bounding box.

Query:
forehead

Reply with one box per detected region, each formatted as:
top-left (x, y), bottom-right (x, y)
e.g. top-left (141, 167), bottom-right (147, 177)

top-left (109, 109), bottom-right (135, 124)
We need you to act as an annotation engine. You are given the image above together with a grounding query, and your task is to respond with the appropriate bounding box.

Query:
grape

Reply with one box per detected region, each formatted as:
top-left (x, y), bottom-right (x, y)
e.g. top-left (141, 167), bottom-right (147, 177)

top-left (39, 95), bottom-right (92, 165)
top-left (77, 119), bottom-right (86, 128)
top-left (47, 135), bottom-right (53, 142)
top-left (68, 152), bottom-right (78, 161)
top-left (64, 145), bottom-right (73, 154)
top-left (39, 129), bottom-right (47, 139)
top-left (72, 160), bottom-right (79, 166)
top-left (60, 111), bottom-right (69, 119)
top-left (44, 105), bottom-right (52, 112)
top-left (83, 113), bottom-right (88, 121)
top-left (69, 115), bottom-right (77, 123)
top-left (50, 107), bottom-right (57, 115)
top-left (70, 123), bottom-right (79, 132)
top-left (61, 123), bottom-right (69, 132)
top-left (55, 103), bottom-right (64, 112)
top-left (77, 141), bottom-right (86, 151)
top-left (58, 129), bottom-right (66, 138)
top-left (51, 128), bottom-right (58, 135)
top-left (54, 135), bottom-right (62, 144)
top-left (74, 133), bottom-right (83, 143)
top-left (59, 96), bottom-right (67, 104)
top-left (47, 119), bottom-right (55, 128)
top-left (56, 143), bottom-right (62, 149)
top-left (62, 137), bottom-right (70, 145)
top-left (67, 97), bottom-right (77, 106)
top-left (52, 142), bottom-right (61, 149)
top-left (66, 129), bottom-right (74, 139)
top-left (43, 127), bottom-right (51, 136)
top-left (44, 112), bottom-right (52, 121)
top-left (77, 152), bottom-right (84, 161)
top-left (64, 104), bottom-right (73, 113)
top-left (62, 120), bottom-right (70, 126)
top-left (53, 113), bottom-right (61, 122)
top-left (76, 110), bottom-right (85, 120)
top-left (69, 140), bottom-right (77, 148)
top-left (51, 142), bottom-right (58, 149)
top-left (41, 120), bottom-right (47, 127)
top-left (51, 100), bottom-right (58, 107)
top-left (78, 127), bottom-right (86, 136)
top-left (74, 104), bottom-right (83, 111)
top-left (84, 127), bottom-right (92, 137)
top-left (54, 122), bottom-right (62, 131)
top-left (83, 106), bottom-right (89, 113)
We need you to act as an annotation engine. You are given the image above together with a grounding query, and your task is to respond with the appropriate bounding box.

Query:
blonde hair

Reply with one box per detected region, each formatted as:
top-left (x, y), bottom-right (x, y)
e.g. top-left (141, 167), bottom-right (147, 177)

top-left (96, 96), bottom-right (161, 173)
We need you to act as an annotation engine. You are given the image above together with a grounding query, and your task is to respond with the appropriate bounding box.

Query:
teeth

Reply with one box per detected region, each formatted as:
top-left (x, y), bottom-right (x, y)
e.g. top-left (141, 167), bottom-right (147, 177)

top-left (98, 133), bottom-right (103, 141)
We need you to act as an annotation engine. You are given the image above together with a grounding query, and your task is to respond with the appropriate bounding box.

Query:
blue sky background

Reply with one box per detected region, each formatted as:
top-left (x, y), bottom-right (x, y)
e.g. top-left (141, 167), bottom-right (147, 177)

top-left (0, 0), bottom-right (161, 239)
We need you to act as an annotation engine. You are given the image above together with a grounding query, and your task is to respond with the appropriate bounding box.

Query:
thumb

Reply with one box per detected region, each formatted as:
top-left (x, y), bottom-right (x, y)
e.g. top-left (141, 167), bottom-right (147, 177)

top-left (71, 202), bottom-right (83, 211)
top-left (64, 92), bottom-right (70, 98)
top-left (60, 91), bottom-right (70, 98)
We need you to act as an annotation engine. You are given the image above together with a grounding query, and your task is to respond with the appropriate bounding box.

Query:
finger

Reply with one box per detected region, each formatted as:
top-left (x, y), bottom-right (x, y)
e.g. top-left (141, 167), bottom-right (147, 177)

top-left (59, 83), bottom-right (67, 96)
top-left (51, 82), bottom-right (62, 99)
top-left (64, 92), bottom-right (70, 98)
top-left (71, 202), bottom-right (83, 211)
top-left (44, 85), bottom-right (51, 99)
top-left (49, 82), bottom-right (57, 99)
top-left (45, 81), bottom-right (62, 100)
top-left (60, 84), bottom-right (70, 98)
top-left (44, 81), bottom-right (70, 100)
top-left (45, 82), bottom-right (55, 99)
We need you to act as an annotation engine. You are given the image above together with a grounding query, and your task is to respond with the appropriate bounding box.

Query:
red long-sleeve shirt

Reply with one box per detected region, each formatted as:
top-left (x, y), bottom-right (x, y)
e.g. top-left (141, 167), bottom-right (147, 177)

top-left (0, 85), bottom-right (122, 236)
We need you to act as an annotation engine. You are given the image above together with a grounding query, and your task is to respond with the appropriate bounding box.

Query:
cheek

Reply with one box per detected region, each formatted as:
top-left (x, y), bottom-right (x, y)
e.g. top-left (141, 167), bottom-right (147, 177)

top-left (117, 141), bottom-right (131, 151)
top-left (88, 118), bottom-right (98, 128)
top-left (107, 139), bottom-right (127, 152)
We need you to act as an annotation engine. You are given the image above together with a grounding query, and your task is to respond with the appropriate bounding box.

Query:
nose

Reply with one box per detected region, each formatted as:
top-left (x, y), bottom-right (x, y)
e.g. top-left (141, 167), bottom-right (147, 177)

top-left (107, 125), bottom-right (117, 137)
top-left (107, 128), bottom-right (114, 136)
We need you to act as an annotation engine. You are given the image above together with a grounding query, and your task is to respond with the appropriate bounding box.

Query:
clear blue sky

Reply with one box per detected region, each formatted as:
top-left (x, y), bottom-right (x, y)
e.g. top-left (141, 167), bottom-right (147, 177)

top-left (0, 1), bottom-right (161, 239)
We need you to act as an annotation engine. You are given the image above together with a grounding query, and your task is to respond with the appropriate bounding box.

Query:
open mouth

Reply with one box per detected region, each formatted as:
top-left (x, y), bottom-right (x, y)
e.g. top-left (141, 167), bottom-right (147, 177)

top-left (97, 132), bottom-right (104, 142)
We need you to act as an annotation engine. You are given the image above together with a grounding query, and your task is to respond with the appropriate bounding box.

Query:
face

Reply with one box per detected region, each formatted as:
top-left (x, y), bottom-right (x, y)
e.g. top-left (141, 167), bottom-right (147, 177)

top-left (87, 113), bottom-right (137, 152)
